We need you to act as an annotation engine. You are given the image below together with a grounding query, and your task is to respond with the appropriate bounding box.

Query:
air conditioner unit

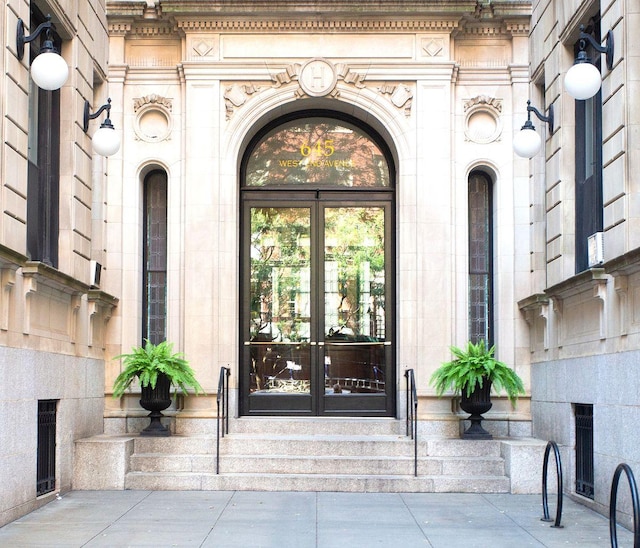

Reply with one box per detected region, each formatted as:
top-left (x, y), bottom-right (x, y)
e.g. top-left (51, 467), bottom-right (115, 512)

top-left (90, 260), bottom-right (102, 288)
top-left (587, 232), bottom-right (604, 267)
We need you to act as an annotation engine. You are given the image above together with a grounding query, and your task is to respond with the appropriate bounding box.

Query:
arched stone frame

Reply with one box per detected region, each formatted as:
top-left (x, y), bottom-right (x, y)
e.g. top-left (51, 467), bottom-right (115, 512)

top-left (459, 160), bottom-right (528, 399)
top-left (220, 82), bottom-right (416, 415)
top-left (452, 161), bottom-right (498, 350)
top-left (115, 160), bottom-right (178, 350)
top-left (136, 160), bottom-right (185, 350)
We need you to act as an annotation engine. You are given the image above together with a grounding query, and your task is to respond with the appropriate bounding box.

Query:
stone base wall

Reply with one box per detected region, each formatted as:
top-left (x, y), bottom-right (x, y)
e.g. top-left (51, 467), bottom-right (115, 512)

top-left (0, 348), bottom-right (105, 527)
top-left (531, 350), bottom-right (640, 529)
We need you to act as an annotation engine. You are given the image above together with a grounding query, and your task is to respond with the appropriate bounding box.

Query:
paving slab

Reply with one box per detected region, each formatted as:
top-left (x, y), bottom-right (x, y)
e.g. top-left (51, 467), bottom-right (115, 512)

top-left (0, 490), bottom-right (634, 547)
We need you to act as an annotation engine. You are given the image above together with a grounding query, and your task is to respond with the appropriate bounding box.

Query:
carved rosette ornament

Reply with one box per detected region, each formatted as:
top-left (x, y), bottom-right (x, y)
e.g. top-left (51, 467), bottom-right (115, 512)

top-left (224, 58), bottom-right (413, 120)
top-left (133, 94), bottom-right (173, 142)
top-left (463, 95), bottom-right (503, 144)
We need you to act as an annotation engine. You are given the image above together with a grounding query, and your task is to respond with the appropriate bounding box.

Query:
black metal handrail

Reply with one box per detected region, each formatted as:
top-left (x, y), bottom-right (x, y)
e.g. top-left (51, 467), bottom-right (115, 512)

top-left (541, 440), bottom-right (564, 528)
top-left (404, 368), bottom-right (418, 477)
top-left (216, 366), bottom-right (231, 475)
top-left (610, 463), bottom-right (640, 548)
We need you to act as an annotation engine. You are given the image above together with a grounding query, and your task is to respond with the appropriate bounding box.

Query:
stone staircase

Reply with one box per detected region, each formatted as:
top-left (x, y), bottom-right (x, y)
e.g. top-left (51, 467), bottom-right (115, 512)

top-left (121, 417), bottom-right (518, 493)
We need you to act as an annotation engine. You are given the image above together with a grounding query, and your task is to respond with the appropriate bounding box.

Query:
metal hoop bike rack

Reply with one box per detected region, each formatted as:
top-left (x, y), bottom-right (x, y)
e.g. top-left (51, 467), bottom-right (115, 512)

top-left (541, 440), bottom-right (564, 528)
top-left (610, 463), bottom-right (640, 548)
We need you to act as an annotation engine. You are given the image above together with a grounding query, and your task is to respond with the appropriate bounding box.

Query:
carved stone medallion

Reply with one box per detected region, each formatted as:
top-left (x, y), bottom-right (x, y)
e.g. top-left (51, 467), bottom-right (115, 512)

top-left (298, 58), bottom-right (338, 97)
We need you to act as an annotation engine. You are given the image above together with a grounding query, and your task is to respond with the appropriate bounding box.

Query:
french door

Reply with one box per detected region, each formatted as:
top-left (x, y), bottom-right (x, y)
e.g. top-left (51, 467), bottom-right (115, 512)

top-left (240, 192), bottom-right (394, 415)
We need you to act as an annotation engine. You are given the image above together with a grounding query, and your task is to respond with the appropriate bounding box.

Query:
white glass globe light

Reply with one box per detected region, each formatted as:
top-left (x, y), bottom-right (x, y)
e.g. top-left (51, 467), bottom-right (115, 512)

top-left (513, 127), bottom-right (542, 158)
top-left (564, 62), bottom-right (602, 100)
top-left (92, 126), bottom-right (121, 157)
top-left (30, 51), bottom-right (69, 91)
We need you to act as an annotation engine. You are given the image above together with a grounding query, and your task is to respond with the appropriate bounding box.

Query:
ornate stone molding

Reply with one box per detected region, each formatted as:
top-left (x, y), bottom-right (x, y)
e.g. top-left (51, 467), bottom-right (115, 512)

top-left (421, 37), bottom-right (445, 57)
top-left (108, 22), bottom-right (132, 36)
top-left (224, 60), bottom-right (414, 119)
top-left (176, 19), bottom-right (461, 33)
top-left (133, 94), bottom-right (173, 112)
top-left (518, 293), bottom-right (549, 350)
top-left (223, 84), bottom-right (262, 120)
top-left (88, 290), bottom-right (119, 349)
top-left (464, 95), bottom-right (502, 113)
top-left (133, 94), bottom-right (173, 142)
top-left (377, 84), bottom-right (413, 117)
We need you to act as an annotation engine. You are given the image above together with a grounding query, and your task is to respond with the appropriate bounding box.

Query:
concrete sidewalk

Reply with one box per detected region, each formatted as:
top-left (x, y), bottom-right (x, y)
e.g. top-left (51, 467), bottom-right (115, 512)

top-left (0, 490), bottom-right (631, 547)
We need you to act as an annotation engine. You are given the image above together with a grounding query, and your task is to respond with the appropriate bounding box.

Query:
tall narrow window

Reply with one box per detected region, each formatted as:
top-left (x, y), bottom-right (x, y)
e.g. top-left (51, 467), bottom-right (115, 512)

top-left (37, 400), bottom-right (57, 496)
top-left (27, 6), bottom-right (61, 267)
top-left (468, 171), bottom-right (493, 346)
top-left (143, 170), bottom-right (168, 344)
top-left (575, 16), bottom-right (603, 273)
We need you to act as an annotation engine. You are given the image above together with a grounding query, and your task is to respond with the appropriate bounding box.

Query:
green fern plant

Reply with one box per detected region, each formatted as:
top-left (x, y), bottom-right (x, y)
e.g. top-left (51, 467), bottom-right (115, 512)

top-left (112, 340), bottom-right (204, 398)
top-left (429, 340), bottom-right (524, 406)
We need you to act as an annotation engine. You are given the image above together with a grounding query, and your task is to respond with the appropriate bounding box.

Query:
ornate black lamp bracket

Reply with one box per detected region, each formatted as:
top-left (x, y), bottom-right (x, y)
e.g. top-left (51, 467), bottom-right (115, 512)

top-left (16, 15), bottom-right (57, 60)
top-left (576, 24), bottom-right (614, 71)
top-left (84, 98), bottom-right (114, 132)
top-left (521, 100), bottom-right (554, 135)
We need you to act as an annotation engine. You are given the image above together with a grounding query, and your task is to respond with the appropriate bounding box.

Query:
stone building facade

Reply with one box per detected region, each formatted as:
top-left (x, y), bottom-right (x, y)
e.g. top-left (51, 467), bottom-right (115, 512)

top-left (7, 0), bottom-right (640, 530)
top-left (102, 0), bottom-right (533, 434)
top-left (0, 0), bottom-right (116, 527)
top-left (521, 0), bottom-right (640, 522)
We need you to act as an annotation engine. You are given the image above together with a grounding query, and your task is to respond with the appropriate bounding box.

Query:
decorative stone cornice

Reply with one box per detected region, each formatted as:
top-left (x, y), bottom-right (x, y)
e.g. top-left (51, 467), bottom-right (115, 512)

top-left (108, 22), bottom-right (133, 36)
top-left (603, 247), bottom-right (640, 277)
top-left (176, 18), bottom-right (461, 33)
top-left (544, 268), bottom-right (607, 300)
top-left (22, 262), bottom-right (90, 296)
top-left (504, 20), bottom-right (530, 36)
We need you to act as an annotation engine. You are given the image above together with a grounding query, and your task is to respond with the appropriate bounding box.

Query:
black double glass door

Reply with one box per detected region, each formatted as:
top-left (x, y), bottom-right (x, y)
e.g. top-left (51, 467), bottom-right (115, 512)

top-left (240, 193), bottom-right (394, 415)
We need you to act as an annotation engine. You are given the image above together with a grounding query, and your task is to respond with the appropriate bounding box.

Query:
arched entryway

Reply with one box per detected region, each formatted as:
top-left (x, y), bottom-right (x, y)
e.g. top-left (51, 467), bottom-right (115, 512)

top-left (239, 111), bottom-right (395, 416)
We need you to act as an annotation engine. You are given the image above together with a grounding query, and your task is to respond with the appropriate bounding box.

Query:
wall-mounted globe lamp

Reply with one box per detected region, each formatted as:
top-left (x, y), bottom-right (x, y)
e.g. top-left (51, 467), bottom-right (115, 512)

top-left (564, 25), bottom-right (614, 100)
top-left (84, 98), bottom-right (121, 157)
top-left (16, 15), bottom-right (69, 91)
top-left (513, 100), bottom-right (554, 158)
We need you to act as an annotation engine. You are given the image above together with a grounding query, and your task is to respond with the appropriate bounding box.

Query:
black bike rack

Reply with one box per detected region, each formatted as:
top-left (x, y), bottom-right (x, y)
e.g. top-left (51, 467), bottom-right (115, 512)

top-left (609, 463), bottom-right (640, 548)
top-left (541, 440), bottom-right (564, 528)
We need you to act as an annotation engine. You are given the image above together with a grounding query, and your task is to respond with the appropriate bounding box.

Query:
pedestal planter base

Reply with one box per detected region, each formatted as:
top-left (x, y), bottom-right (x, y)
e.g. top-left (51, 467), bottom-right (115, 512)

top-left (460, 381), bottom-right (492, 440)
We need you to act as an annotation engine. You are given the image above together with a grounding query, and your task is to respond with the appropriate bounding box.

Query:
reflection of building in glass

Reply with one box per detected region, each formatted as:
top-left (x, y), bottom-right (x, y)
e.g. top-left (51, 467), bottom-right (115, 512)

top-left (246, 119), bottom-right (390, 187)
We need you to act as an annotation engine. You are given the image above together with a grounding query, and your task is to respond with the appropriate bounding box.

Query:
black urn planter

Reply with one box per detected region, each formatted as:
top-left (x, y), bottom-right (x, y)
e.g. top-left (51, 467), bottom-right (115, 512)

top-left (460, 380), bottom-right (493, 440)
top-left (139, 373), bottom-right (172, 437)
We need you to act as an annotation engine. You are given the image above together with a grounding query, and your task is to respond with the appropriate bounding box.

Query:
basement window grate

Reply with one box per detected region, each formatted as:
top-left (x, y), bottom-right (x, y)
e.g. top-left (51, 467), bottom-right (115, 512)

top-left (575, 403), bottom-right (594, 499)
top-left (37, 400), bottom-right (57, 496)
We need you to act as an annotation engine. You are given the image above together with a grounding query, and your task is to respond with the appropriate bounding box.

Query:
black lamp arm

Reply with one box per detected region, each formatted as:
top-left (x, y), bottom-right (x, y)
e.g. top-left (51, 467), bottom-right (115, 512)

top-left (578, 25), bottom-right (614, 71)
top-left (84, 99), bottom-right (112, 132)
top-left (16, 15), bottom-right (55, 60)
top-left (526, 100), bottom-right (554, 135)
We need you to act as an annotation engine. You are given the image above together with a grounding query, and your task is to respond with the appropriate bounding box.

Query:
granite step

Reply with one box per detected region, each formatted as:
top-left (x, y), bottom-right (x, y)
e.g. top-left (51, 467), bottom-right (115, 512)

top-left (124, 471), bottom-right (511, 493)
top-left (129, 453), bottom-right (504, 477)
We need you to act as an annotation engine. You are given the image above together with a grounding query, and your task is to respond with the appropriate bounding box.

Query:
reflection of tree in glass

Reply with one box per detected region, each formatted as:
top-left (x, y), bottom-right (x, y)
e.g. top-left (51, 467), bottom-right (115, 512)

top-left (250, 208), bottom-right (311, 342)
top-left (325, 208), bottom-right (385, 338)
top-left (246, 119), bottom-right (390, 187)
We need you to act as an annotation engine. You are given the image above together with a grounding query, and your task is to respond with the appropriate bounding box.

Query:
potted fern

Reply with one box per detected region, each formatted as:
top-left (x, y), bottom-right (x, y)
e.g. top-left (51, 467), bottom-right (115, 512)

top-left (429, 340), bottom-right (525, 439)
top-left (112, 340), bottom-right (204, 436)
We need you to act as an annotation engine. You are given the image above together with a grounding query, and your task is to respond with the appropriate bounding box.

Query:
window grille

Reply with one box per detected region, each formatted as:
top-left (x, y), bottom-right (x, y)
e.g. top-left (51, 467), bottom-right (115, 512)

top-left (37, 400), bottom-right (57, 496)
top-left (143, 170), bottom-right (168, 344)
top-left (468, 171), bottom-right (493, 345)
top-left (575, 403), bottom-right (594, 499)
